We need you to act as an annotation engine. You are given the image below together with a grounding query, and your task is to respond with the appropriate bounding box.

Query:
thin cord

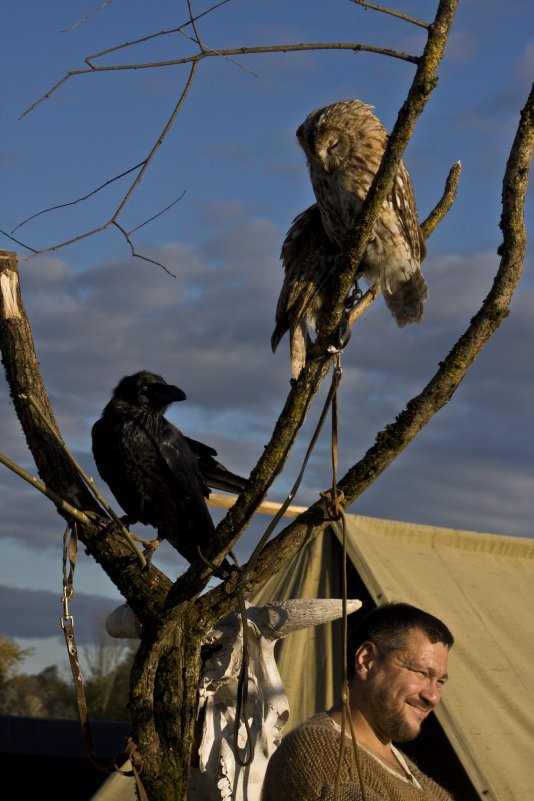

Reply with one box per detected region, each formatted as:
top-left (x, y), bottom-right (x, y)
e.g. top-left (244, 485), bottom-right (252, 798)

top-left (329, 354), bottom-right (368, 801)
top-left (248, 358), bottom-right (342, 566)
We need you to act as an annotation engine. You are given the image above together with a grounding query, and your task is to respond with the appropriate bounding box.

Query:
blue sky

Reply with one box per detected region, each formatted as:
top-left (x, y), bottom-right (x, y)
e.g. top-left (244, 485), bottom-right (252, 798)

top-left (1, 0), bottom-right (532, 674)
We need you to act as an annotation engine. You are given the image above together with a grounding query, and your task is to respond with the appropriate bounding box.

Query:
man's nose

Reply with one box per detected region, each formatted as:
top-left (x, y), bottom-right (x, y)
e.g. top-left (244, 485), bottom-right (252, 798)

top-left (420, 681), bottom-right (441, 707)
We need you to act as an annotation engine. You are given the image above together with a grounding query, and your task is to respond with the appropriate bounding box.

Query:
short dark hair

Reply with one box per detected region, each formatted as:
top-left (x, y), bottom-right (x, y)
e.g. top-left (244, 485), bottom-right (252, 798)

top-left (347, 602), bottom-right (454, 677)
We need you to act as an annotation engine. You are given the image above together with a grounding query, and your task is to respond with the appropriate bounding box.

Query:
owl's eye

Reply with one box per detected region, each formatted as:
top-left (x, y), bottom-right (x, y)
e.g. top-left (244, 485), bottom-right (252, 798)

top-left (327, 139), bottom-right (340, 153)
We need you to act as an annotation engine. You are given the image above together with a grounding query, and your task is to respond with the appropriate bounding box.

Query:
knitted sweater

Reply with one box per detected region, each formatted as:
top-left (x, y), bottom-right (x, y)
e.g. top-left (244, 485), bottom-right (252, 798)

top-left (261, 712), bottom-right (454, 801)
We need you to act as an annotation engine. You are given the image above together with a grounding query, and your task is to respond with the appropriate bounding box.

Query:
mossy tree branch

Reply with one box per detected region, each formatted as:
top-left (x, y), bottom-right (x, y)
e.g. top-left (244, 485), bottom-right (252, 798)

top-left (200, 82), bottom-right (533, 616)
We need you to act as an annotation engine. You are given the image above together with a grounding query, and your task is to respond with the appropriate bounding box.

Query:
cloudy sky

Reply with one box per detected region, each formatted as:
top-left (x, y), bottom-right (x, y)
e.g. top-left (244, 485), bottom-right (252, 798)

top-left (1, 0), bottom-right (532, 674)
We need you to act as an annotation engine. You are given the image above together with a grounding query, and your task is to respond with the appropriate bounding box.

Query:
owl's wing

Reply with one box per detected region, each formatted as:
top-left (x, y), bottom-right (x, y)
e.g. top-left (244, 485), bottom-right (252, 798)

top-left (390, 161), bottom-right (426, 265)
top-left (272, 204), bottom-right (338, 354)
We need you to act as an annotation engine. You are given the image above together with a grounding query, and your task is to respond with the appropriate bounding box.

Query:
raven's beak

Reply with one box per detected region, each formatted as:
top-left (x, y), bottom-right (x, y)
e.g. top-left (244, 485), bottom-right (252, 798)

top-left (148, 382), bottom-right (187, 408)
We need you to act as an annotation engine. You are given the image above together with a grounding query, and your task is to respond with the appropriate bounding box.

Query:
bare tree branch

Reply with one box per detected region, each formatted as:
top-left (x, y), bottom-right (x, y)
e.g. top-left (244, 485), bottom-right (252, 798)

top-left (84, 0), bottom-right (233, 65)
top-left (61, 0), bottom-right (113, 33)
top-left (0, 449), bottom-right (91, 525)
top-left (350, 0), bottom-right (429, 29)
top-left (11, 161), bottom-right (145, 234)
top-left (191, 0), bottom-right (460, 594)
top-left (126, 191), bottom-right (186, 236)
top-left (0, 229), bottom-right (38, 253)
top-left (202, 80), bottom-right (533, 617)
top-left (112, 221), bottom-right (177, 276)
top-left (421, 160), bottom-right (462, 239)
top-left (20, 43), bottom-right (418, 120)
top-left (15, 2), bottom-right (420, 265)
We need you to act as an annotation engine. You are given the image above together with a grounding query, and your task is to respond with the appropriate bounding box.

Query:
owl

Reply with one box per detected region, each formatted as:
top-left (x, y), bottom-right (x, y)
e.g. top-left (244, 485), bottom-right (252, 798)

top-left (271, 203), bottom-right (342, 379)
top-left (296, 99), bottom-right (427, 327)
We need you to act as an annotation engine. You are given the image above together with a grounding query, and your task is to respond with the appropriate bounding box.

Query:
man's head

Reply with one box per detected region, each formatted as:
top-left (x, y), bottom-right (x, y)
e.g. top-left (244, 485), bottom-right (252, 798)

top-left (347, 602), bottom-right (453, 744)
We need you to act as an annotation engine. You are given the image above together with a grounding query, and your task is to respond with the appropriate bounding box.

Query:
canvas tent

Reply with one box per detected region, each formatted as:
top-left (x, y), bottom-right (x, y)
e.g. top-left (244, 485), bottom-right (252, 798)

top-left (91, 513), bottom-right (534, 801)
top-left (251, 514), bottom-right (534, 801)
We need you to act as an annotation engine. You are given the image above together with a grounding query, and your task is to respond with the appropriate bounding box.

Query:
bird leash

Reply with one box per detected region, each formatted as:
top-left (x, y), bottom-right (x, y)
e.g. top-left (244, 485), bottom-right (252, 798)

top-left (60, 522), bottom-right (151, 801)
top-left (324, 360), bottom-right (368, 801)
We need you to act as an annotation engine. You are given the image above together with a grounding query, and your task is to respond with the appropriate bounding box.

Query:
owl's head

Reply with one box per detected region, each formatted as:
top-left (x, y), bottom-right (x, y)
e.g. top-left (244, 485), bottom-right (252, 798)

top-left (297, 99), bottom-right (379, 174)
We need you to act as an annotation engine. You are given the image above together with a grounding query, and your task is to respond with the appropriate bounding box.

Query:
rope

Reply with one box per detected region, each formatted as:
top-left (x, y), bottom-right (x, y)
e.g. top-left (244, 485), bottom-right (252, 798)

top-left (60, 522), bottom-right (151, 800)
top-left (248, 356), bottom-right (343, 566)
top-left (327, 355), bottom-right (368, 801)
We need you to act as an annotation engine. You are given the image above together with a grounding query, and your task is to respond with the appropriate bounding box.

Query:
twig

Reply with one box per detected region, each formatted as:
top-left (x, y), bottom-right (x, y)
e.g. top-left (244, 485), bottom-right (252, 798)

top-left (18, 223), bottom-right (110, 261)
top-left (126, 191), bottom-right (186, 236)
top-left (0, 449), bottom-right (90, 525)
top-left (112, 221), bottom-right (177, 276)
top-left (350, 0), bottom-right (429, 29)
top-left (84, 0), bottom-right (232, 65)
top-left (186, 0), bottom-right (206, 53)
top-left (18, 62), bottom-right (197, 264)
top-left (0, 230), bottom-right (38, 253)
top-left (61, 0), bottom-right (113, 32)
top-left (176, 23), bottom-right (258, 77)
top-left (11, 161), bottom-right (145, 234)
top-left (420, 160), bottom-right (462, 239)
top-left (113, 62), bottom-right (198, 221)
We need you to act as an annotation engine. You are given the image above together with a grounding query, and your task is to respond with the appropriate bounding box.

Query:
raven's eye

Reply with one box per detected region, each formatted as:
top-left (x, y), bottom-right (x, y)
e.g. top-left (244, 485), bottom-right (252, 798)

top-left (140, 384), bottom-right (148, 393)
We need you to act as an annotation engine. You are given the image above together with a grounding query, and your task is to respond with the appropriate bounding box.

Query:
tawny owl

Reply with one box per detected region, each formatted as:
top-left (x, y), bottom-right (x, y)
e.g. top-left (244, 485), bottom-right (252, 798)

top-left (296, 99), bottom-right (427, 326)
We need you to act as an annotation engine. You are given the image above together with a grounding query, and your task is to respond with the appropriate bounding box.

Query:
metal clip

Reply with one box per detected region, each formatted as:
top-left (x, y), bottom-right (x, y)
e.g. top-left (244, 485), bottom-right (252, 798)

top-left (60, 586), bottom-right (74, 630)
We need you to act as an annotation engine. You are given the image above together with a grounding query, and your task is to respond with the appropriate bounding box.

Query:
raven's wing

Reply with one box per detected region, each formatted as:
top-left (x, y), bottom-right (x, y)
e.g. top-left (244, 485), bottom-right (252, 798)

top-left (157, 421), bottom-right (211, 501)
top-left (184, 435), bottom-right (247, 495)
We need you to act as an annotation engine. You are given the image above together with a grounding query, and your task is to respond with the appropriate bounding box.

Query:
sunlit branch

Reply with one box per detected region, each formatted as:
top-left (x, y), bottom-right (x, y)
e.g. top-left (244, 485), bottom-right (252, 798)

top-left (347, 159), bottom-right (462, 326)
top-left (420, 160), bottom-right (462, 239)
top-left (0, 449), bottom-right (91, 525)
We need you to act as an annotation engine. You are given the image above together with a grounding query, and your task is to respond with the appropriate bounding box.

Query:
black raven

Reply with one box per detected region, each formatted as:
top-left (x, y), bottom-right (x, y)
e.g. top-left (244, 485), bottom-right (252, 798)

top-left (91, 370), bottom-right (247, 566)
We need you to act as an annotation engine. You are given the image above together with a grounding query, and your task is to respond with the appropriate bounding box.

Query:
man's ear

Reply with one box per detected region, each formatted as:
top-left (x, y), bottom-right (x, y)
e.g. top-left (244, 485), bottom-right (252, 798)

top-left (354, 640), bottom-right (380, 677)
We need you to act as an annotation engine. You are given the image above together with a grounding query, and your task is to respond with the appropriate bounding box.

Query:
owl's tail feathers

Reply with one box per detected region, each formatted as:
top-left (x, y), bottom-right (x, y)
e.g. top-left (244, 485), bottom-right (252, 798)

top-left (384, 269), bottom-right (429, 327)
top-left (289, 322), bottom-right (312, 381)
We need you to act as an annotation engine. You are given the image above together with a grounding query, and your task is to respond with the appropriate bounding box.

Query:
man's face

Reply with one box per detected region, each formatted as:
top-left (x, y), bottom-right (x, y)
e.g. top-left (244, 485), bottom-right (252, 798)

top-left (365, 628), bottom-right (449, 743)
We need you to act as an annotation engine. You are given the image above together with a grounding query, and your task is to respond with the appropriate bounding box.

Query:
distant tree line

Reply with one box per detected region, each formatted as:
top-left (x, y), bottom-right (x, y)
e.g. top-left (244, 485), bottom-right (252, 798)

top-left (0, 633), bottom-right (133, 721)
